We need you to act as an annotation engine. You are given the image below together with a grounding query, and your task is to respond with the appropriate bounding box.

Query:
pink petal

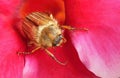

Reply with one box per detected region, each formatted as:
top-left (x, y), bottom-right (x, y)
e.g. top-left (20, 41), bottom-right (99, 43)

top-left (23, 39), bottom-right (97, 78)
top-left (0, 0), bottom-right (24, 78)
top-left (65, 0), bottom-right (120, 77)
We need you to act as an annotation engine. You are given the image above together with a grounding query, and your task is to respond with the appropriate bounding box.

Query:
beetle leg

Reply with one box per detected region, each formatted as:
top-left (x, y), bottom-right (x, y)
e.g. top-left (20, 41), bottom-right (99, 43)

top-left (17, 47), bottom-right (41, 55)
top-left (27, 41), bottom-right (34, 46)
top-left (45, 49), bottom-right (67, 65)
top-left (62, 37), bottom-right (67, 43)
top-left (61, 25), bottom-right (88, 31)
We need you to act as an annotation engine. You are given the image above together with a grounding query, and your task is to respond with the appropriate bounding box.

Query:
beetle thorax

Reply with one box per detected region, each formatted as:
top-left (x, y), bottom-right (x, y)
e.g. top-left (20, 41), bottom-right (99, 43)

top-left (36, 21), bottom-right (63, 48)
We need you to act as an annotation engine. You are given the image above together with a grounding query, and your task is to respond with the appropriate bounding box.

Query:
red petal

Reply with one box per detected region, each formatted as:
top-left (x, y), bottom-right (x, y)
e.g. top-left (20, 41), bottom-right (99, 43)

top-left (65, 0), bottom-right (120, 77)
top-left (20, 0), bottom-right (65, 24)
top-left (0, 0), bottom-right (24, 78)
top-left (23, 39), bottom-right (97, 78)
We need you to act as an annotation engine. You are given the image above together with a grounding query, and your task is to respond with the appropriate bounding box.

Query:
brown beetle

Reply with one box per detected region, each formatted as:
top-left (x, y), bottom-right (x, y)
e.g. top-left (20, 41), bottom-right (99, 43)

top-left (18, 12), bottom-right (87, 65)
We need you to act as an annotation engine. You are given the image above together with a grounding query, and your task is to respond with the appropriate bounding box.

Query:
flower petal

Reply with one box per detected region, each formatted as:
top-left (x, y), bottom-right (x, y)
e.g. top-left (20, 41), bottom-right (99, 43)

top-left (20, 0), bottom-right (65, 24)
top-left (0, 0), bottom-right (24, 78)
top-left (65, 0), bottom-right (120, 77)
top-left (23, 40), bottom-right (97, 78)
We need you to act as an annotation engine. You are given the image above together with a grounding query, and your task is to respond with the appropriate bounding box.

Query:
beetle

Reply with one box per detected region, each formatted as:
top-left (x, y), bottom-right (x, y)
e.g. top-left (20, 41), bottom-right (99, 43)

top-left (18, 12), bottom-right (87, 65)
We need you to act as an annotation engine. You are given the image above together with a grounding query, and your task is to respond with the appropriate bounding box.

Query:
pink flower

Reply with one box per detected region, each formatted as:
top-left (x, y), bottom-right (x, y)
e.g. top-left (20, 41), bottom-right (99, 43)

top-left (0, 0), bottom-right (97, 78)
top-left (1, 0), bottom-right (120, 78)
top-left (65, 0), bottom-right (120, 78)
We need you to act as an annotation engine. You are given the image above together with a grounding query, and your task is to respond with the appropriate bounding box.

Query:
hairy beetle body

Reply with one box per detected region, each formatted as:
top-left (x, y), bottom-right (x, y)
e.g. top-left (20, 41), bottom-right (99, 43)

top-left (22, 12), bottom-right (63, 48)
top-left (19, 12), bottom-right (87, 65)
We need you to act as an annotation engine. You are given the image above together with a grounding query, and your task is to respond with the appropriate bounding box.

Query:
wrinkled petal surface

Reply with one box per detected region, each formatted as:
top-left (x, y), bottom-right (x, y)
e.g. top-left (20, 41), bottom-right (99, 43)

top-left (65, 0), bottom-right (120, 78)
top-left (0, 0), bottom-right (24, 78)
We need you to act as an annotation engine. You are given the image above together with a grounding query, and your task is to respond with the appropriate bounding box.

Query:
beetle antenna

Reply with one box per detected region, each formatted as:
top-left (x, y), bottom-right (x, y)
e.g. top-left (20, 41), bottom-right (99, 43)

top-left (61, 25), bottom-right (88, 31)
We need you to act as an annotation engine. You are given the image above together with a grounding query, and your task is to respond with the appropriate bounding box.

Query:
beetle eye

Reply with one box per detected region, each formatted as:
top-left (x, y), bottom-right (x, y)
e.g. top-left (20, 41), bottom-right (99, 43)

top-left (53, 34), bottom-right (62, 46)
